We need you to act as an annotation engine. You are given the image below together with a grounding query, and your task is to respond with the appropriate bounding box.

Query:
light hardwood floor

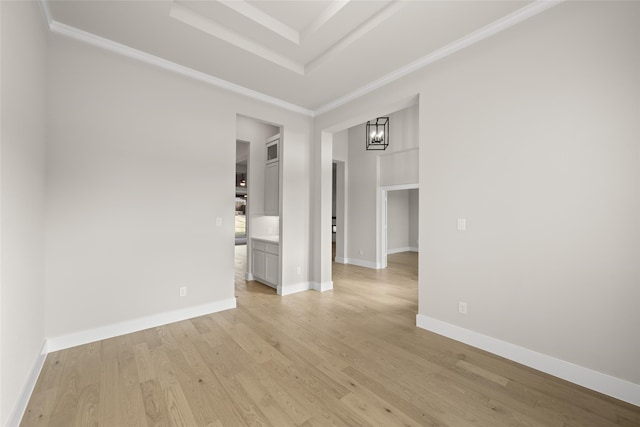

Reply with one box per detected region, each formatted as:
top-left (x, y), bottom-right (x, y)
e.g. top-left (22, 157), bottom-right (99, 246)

top-left (21, 246), bottom-right (640, 426)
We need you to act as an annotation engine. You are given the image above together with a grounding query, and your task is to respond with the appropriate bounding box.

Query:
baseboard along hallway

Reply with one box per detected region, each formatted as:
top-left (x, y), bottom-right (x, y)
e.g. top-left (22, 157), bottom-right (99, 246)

top-left (18, 248), bottom-right (640, 426)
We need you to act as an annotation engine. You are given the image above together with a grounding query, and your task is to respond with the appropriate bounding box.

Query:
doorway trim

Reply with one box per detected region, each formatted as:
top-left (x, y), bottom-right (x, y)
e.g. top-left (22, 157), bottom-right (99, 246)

top-left (379, 183), bottom-right (419, 269)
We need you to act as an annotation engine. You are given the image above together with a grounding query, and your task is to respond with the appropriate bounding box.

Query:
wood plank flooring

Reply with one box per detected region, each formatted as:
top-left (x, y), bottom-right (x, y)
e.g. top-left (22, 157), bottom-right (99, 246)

top-left (21, 247), bottom-right (640, 426)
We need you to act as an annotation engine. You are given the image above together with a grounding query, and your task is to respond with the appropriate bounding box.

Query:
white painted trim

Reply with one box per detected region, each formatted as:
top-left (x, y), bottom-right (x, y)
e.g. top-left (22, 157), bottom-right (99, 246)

top-left (314, 0), bottom-right (564, 115)
top-left (300, 0), bottom-right (350, 41)
top-left (379, 186), bottom-right (387, 269)
top-left (416, 314), bottom-right (640, 407)
top-left (45, 20), bottom-right (313, 117)
top-left (341, 258), bottom-right (383, 270)
top-left (334, 256), bottom-right (347, 264)
top-left (38, 0), bottom-right (562, 118)
top-left (409, 246), bottom-right (418, 253)
top-left (169, 3), bottom-right (304, 75)
top-left (218, 0), bottom-right (300, 45)
top-left (380, 183), bottom-right (419, 192)
top-left (311, 281), bottom-right (334, 292)
top-left (305, 1), bottom-right (405, 73)
top-left (46, 298), bottom-right (237, 352)
top-left (37, 0), bottom-right (52, 29)
top-left (6, 342), bottom-right (48, 427)
top-left (38, 0), bottom-right (561, 117)
top-left (387, 247), bottom-right (412, 255)
top-left (279, 282), bottom-right (312, 296)
top-left (245, 272), bottom-right (254, 281)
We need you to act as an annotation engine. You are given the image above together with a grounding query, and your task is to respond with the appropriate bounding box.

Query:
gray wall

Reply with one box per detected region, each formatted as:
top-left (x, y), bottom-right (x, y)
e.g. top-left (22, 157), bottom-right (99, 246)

top-left (45, 35), bottom-right (237, 337)
top-left (0, 2), bottom-right (47, 424)
top-left (419, 1), bottom-right (640, 383)
top-left (43, 35), bottom-right (312, 339)
top-left (314, 0), bottom-right (640, 400)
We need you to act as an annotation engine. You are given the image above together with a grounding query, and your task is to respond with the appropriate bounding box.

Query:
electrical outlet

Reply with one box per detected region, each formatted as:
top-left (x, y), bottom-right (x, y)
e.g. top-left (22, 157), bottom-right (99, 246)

top-left (216, 217), bottom-right (223, 227)
top-left (457, 218), bottom-right (466, 231)
top-left (296, 266), bottom-right (302, 275)
top-left (180, 286), bottom-right (187, 297)
top-left (458, 301), bottom-right (467, 314)
top-left (359, 249), bottom-right (364, 255)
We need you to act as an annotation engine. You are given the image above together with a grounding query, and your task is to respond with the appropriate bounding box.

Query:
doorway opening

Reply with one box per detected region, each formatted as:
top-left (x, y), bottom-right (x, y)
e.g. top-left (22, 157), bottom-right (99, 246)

top-left (323, 98), bottom-right (419, 309)
top-left (380, 185), bottom-right (419, 269)
top-left (236, 140), bottom-right (249, 246)
top-left (235, 114), bottom-right (282, 295)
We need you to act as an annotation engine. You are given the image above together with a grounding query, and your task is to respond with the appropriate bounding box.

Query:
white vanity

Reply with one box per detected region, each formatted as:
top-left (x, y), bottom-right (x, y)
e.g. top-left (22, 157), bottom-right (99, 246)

top-left (251, 236), bottom-right (279, 289)
top-left (249, 134), bottom-right (280, 289)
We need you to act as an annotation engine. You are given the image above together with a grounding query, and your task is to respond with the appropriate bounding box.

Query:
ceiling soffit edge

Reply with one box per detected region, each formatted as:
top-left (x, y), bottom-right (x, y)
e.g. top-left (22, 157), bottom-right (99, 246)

top-left (218, 0), bottom-right (301, 45)
top-left (314, 0), bottom-right (564, 116)
top-left (169, 3), bottom-right (305, 75)
top-left (218, 0), bottom-right (351, 45)
top-left (36, 0), bottom-right (564, 118)
top-left (169, 0), bottom-right (403, 75)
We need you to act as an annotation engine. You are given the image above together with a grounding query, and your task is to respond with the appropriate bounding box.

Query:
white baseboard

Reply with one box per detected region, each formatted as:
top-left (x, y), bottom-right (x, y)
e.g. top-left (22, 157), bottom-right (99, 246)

top-left (387, 247), bottom-right (419, 254)
top-left (6, 342), bottom-right (48, 427)
top-left (311, 281), bottom-right (333, 292)
top-left (416, 314), bottom-right (640, 407)
top-left (279, 282), bottom-right (312, 296)
top-left (341, 258), bottom-right (382, 269)
top-left (46, 298), bottom-right (237, 352)
top-left (245, 272), bottom-right (254, 281)
top-left (387, 247), bottom-right (411, 254)
top-left (334, 256), bottom-right (346, 264)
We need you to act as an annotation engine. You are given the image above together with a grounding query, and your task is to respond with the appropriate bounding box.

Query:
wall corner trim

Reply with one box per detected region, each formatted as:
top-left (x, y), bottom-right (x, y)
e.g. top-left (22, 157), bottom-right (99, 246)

top-left (341, 258), bottom-right (383, 270)
top-left (6, 342), bottom-right (48, 427)
top-left (46, 298), bottom-right (237, 353)
top-left (311, 281), bottom-right (333, 292)
top-left (387, 247), bottom-right (413, 255)
top-left (279, 282), bottom-right (313, 296)
top-left (416, 314), bottom-right (640, 407)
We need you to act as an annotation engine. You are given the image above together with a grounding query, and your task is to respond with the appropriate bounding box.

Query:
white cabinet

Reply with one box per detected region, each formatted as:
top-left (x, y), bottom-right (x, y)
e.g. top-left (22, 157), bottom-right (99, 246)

top-left (252, 249), bottom-right (266, 280)
top-left (264, 161), bottom-right (279, 215)
top-left (264, 134), bottom-right (279, 216)
top-left (266, 134), bottom-right (279, 164)
top-left (251, 239), bottom-right (279, 288)
top-left (265, 253), bottom-right (279, 285)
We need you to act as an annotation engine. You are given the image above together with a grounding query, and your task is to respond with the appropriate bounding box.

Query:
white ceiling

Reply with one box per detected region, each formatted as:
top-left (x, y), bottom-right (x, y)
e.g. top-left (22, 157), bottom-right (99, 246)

top-left (44, 0), bottom-right (556, 115)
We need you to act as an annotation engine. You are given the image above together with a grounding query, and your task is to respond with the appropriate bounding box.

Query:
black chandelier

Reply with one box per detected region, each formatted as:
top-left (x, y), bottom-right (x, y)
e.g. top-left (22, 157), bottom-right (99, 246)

top-left (366, 117), bottom-right (389, 150)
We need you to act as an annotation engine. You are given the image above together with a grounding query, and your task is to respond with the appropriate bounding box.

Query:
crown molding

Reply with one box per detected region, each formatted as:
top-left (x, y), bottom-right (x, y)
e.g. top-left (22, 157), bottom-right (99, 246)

top-left (300, 0), bottom-right (350, 42)
top-left (38, 0), bottom-right (561, 118)
top-left (37, 0), bottom-right (53, 29)
top-left (39, 6), bottom-right (313, 116)
top-left (305, 1), bottom-right (404, 74)
top-left (170, 0), bottom-right (395, 76)
top-left (169, 2), bottom-right (305, 75)
top-left (216, 0), bottom-right (351, 45)
top-left (218, 0), bottom-right (299, 45)
top-left (313, 0), bottom-right (564, 116)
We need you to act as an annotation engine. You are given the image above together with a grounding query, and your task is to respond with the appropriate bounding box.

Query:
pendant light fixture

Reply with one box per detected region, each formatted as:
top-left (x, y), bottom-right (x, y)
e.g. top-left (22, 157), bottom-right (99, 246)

top-left (366, 117), bottom-right (389, 150)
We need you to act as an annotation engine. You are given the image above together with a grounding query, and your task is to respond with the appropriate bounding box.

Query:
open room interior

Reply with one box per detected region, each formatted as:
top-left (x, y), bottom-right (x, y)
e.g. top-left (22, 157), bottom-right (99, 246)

top-left (2, 1), bottom-right (639, 426)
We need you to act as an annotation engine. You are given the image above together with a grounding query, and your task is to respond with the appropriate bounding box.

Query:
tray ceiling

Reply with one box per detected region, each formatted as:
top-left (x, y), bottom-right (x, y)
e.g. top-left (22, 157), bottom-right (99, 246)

top-left (45, 0), bottom-right (555, 114)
